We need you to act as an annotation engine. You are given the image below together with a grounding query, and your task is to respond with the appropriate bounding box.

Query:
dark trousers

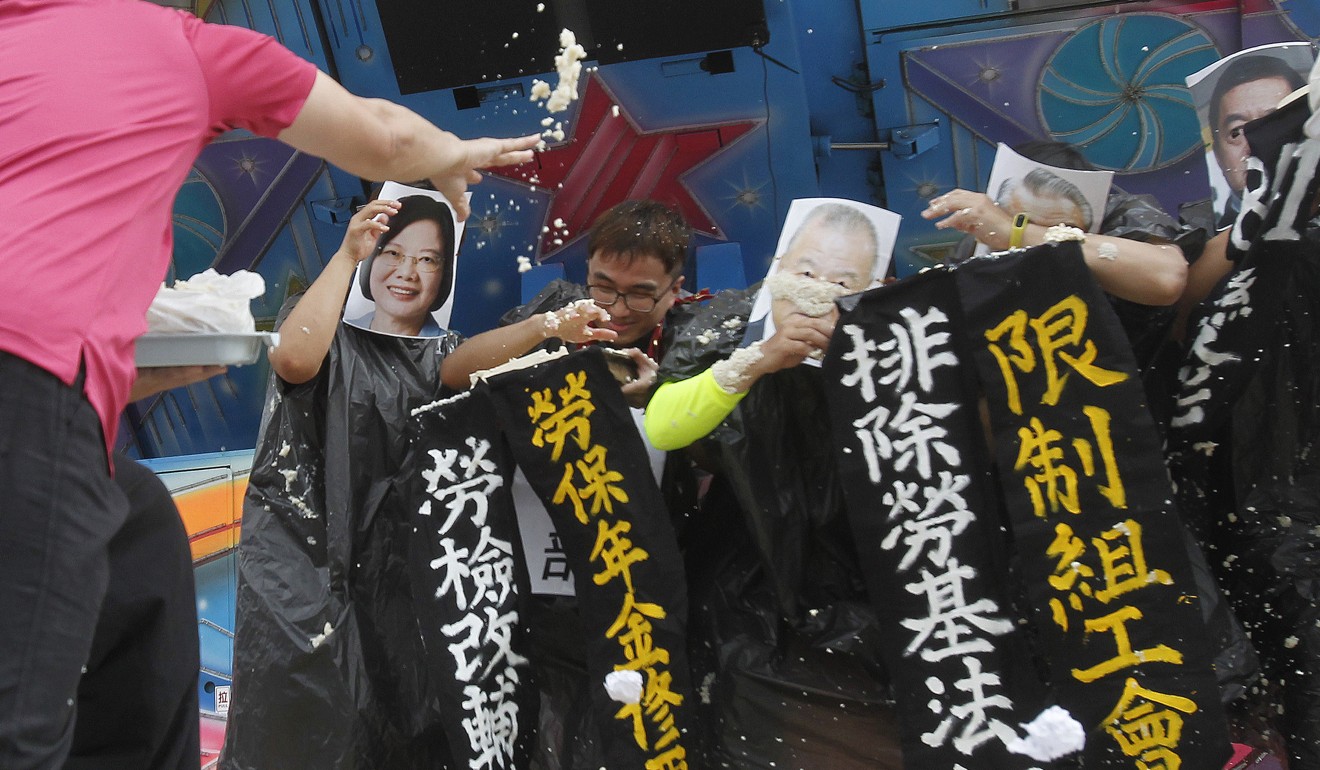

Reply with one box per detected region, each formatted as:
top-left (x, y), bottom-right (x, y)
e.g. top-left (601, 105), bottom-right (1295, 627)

top-left (0, 352), bottom-right (199, 769)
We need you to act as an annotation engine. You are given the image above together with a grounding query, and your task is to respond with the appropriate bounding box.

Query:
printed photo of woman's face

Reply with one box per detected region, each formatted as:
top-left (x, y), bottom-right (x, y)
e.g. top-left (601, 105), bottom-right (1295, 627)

top-left (368, 217), bottom-right (446, 336)
top-left (343, 188), bottom-right (460, 339)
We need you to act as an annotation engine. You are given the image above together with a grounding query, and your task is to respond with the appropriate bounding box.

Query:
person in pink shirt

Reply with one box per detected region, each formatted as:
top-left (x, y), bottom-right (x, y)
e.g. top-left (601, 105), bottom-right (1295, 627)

top-left (0, 1), bottom-right (537, 767)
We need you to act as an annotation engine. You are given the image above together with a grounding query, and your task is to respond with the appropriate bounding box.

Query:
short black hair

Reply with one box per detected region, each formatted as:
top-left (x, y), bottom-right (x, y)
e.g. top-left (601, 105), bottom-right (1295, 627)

top-left (358, 194), bottom-right (456, 312)
top-left (1210, 55), bottom-right (1307, 130)
top-left (587, 199), bottom-right (689, 277)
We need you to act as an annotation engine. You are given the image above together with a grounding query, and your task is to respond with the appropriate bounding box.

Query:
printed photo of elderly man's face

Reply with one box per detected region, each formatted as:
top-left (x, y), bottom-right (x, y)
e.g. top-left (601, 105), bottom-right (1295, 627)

top-left (996, 169), bottom-right (1093, 232)
top-left (742, 198), bottom-right (900, 356)
top-left (769, 204), bottom-right (881, 334)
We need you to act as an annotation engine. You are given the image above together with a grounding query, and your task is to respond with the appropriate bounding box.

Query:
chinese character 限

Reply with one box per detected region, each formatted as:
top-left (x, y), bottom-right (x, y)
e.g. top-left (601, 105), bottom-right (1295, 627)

top-left (985, 297), bottom-right (1128, 415)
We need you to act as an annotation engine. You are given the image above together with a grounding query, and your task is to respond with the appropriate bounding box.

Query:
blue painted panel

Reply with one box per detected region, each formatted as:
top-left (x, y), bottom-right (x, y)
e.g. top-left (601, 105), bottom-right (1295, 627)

top-left (862, 2), bottom-right (1265, 276)
top-left (858, 0), bottom-right (1013, 34)
top-left (695, 242), bottom-right (747, 294)
top-left (207, 0), bottom-right (330, 68)
top-left (521, 263), bottom-right (566, 304)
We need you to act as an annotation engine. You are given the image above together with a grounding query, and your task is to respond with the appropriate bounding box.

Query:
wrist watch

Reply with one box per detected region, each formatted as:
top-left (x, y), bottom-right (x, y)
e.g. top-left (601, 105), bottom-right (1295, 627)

top-left (1009, 213), bottom-right (1029, 249)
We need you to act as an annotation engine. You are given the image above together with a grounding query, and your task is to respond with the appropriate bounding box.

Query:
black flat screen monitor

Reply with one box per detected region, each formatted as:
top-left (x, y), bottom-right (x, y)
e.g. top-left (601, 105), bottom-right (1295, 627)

top-left (377, 0), bottom-right (769, 94)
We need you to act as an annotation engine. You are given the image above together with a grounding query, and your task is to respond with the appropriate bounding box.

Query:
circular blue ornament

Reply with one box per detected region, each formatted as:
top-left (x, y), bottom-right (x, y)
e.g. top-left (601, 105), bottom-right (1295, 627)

top-left (1039, 14), bottom-right (1219, 171)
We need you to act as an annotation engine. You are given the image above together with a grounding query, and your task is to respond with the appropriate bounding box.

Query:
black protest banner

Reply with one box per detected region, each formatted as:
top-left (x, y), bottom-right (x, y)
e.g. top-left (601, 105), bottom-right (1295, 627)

top-left (403, 388), bottom-right (536, 769)
top-left (823, 267), bottom-right (1047, 768)
top-left (957, 243), bottom-right (1230, 769)
top-left (1170, 138), bottom-right (1320, 451)
top-left (487, 348), bottom-right (696, 770)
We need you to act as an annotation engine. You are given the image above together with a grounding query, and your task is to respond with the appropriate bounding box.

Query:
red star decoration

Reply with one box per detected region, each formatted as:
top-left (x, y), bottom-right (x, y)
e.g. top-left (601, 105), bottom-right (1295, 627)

top-left (487, 74), bottom-right (758, 259)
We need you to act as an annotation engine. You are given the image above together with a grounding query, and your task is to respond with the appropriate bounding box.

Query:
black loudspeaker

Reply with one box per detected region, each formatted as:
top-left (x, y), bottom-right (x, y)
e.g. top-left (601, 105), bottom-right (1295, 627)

top-left (376, 0), bottom-right (563, 95)
top-left (376, 0), bottom-right (768, 95)
top-left (584, 0), bottom-right (768, 65)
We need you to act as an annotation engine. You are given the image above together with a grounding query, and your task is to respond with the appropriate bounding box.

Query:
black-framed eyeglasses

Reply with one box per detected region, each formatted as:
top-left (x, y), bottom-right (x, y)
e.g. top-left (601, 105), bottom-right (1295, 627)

top-left (587, 280), bottom-right (674, 312)
top-left (378, 246), bottom-right (443, 273)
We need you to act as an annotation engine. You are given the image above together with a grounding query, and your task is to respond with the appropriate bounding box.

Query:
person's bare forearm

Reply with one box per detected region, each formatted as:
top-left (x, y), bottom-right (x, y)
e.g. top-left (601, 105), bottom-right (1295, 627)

top-left (267, 250), bottom-right (357, 384)
top-left (440, 301), bottom-right (616, 390)
top-left (1076, 234), bottom-right (1186, 306)
top-left (359, 99), bottom-right (474, 183)
top-left (995, 221), bottom-right (1186, 305)
top-left (278, 73), bottom-right (538, 220)
top-left (1172, 230), bottom-right (1234, 341)
top-left (923, 189), bottom-right (1187, 305)
top-left (439, 315), bottom-right (553, 390)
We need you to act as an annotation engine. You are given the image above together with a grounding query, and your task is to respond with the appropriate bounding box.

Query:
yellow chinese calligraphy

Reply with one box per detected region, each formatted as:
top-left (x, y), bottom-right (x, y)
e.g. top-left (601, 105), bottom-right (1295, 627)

top-left (1071, 405), bottom-right (1126, 510)
top-left (1046, 522), bottom-right (1094, 631)
top-left (1103, 677), bottom-right (1197, 769)
top-left (1015, 417), bottom-right (1079, 517)
top-left (592, 519), bottom-right (650, 593)
top-left (1047, 519), bottom-right (1175, 630)
top-left (1093, 519), bottom-right (1172, 605)
top-left (553, 461), bottom-right (586, 522)
top-left (1072, 606), bottom-right (1183, 683)
top-left (576, 445), bottom-right (629, 519)
top-left (529, 369), bottom-right (687, 766)
top-left (529, 371), bottom-right (594, 461)
top-left (985, 296), bottom-right (1128, 415)
top-left (1014, 407), bottom-right (1128, 518)
top-left (548, 439), bottom-right (628, 527)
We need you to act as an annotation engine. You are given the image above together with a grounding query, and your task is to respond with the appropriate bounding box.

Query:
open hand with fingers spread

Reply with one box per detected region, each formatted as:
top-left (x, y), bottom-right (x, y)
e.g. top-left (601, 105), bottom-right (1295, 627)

top-left (541, 299), bottom-right (619, 345)
top-left (430, 134), bottom-right (541, 221)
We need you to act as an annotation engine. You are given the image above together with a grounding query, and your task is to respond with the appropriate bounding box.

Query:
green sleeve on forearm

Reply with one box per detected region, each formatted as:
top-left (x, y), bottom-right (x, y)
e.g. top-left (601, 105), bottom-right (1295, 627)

top-left (643, 369), bottom-right (747, 451)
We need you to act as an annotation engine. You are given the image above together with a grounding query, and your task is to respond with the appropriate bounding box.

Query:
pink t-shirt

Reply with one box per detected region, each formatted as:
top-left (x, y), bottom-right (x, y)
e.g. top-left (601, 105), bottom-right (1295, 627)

top-left (0, 0), bottom-right (317, 452)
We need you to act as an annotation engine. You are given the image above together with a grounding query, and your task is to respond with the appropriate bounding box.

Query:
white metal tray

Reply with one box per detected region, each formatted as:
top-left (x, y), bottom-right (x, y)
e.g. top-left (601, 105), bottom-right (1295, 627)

top-left (135, 332), bottom-right (278, 367)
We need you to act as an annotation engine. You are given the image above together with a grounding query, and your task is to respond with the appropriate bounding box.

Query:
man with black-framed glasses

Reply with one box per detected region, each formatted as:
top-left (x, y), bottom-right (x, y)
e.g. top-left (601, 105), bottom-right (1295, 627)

top-left (440, 199), bottom-right (691, 404)
top-left (436, 198), bottom-right (701, 766)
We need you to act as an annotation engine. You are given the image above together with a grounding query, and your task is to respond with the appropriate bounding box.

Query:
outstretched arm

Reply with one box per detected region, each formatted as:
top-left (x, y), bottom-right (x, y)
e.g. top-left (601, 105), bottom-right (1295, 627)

top-left (277, 72), bottom-right (539, 220)
top-left (922, 189), bottom-right (1187, 306)
top-left (644, 311), bottom-right (835, 450)
top-left (439, 301), bottom-right (617, 390)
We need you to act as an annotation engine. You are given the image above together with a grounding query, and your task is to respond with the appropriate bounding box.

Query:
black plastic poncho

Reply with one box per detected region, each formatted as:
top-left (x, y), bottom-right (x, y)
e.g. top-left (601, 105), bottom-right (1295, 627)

top-left (1168, 115), bottom-right (1320, 768)
top-left (656, 287), bottom-right (902, 769)
top-left (221, 305), bottom-right (463, 770)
